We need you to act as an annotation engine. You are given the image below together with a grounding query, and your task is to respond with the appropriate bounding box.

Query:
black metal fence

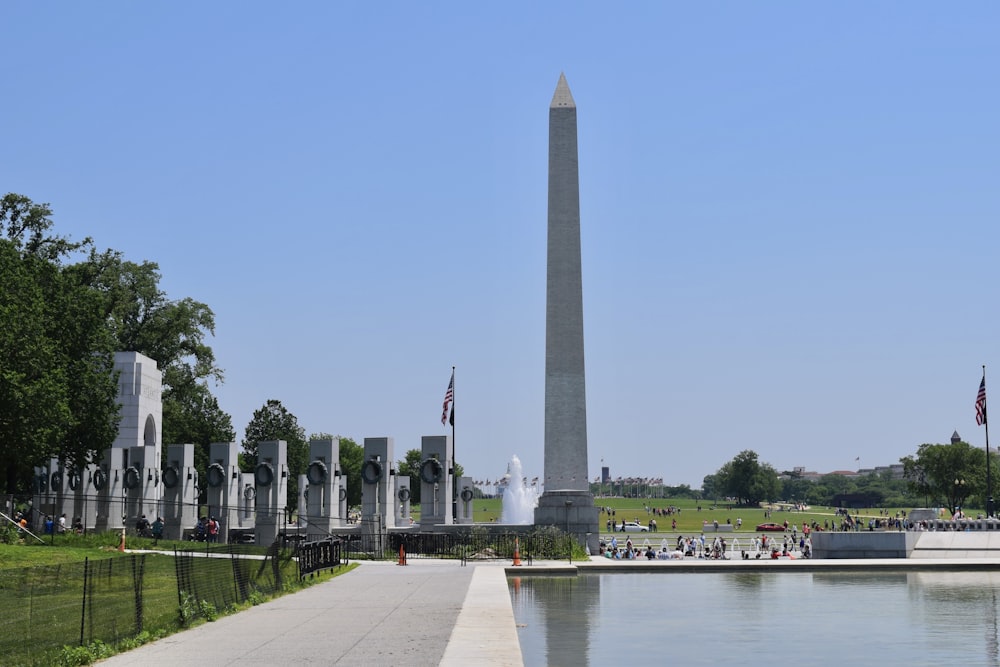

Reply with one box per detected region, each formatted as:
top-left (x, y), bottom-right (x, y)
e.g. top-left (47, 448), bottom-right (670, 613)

top-left (173, 543), bottom-right (287, 622)
top-left (0, 545), bottom-right (299, 665)
top-left (0, 555), bottom-right (150, 666)
top-left (331, 530), bottom-right (575, 564)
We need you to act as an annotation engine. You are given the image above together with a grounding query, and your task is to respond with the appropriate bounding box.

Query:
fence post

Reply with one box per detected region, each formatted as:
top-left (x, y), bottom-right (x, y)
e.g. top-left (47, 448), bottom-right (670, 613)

top-left (80, 557), bottom-right (88, 646)
top-left (132, 555), bottom-right (144, 634)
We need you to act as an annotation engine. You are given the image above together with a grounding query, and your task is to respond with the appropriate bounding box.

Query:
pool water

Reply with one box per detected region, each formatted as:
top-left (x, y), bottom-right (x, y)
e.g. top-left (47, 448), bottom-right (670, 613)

top-left (509, 571), bottom-right (1000, 666)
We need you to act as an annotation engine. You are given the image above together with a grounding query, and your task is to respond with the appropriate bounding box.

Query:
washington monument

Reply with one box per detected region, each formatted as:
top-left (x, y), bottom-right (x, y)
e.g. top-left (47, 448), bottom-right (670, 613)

top-left (534, 73), bottom-right (599, 545)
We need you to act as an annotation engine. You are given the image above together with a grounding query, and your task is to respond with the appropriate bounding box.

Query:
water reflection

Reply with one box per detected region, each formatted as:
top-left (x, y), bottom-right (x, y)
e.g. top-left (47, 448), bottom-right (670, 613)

top-left (811, 571), bottom-right (909, 586)
top-left (510, 572), bottom-right (1000, 666)
top-left (510, 574), bottom-right (598, 666)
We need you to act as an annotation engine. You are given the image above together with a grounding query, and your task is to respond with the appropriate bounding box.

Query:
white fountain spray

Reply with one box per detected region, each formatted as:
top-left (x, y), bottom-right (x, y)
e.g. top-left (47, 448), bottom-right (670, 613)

top-left (501, 455), bottom-right (539, 524)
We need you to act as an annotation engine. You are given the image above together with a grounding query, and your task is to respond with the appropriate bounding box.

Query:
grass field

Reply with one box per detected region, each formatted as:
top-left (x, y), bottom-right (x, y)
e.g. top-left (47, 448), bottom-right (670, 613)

top-left (462, 495), bottom-right (929, 537)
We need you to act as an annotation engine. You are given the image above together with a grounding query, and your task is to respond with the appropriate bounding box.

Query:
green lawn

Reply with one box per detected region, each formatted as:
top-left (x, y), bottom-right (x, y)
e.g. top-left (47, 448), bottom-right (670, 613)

top-left (455, 495), bottom-right (925, 537)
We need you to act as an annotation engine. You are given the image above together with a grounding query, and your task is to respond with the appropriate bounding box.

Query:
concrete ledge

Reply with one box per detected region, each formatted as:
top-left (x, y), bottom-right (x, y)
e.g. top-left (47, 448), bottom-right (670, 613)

top-left (810, 531), bottom-right (919, 559)
top-left (506, 556), bottom-right (1000, 574)
top-left (441, 566), bottom-right (523, 666)
top-left (911, 531), bottom-right (1000, 558)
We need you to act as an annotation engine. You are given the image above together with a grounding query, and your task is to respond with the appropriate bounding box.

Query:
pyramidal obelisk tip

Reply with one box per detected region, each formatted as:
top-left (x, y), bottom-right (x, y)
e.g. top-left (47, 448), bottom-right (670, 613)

top-left (550, 72), bottom-right (575, 108)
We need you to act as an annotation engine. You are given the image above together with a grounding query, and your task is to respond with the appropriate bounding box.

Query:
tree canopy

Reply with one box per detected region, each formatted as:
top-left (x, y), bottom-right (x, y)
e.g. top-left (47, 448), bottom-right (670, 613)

top-left (337, 436), bottom-right (364, 508)
top-left (901, 440), bottom-right (994, 514)
top-left (0, 196), bottom-right (119, 491)
top-left (241, 399), bottom-right (308, 511)
top-left (80, 248), bottom-right (228, 468)
top-left (712, 449), bottom-right (780, 506)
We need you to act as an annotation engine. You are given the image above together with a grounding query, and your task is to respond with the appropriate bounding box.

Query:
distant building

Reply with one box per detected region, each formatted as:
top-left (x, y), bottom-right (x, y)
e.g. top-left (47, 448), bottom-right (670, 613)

top-left (786, 432), bottom-right (964, 483)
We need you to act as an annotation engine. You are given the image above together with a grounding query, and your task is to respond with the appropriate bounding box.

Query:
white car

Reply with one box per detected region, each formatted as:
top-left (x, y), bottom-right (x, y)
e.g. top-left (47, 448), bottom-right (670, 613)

top-left (618, 521), bottom-right (649, 533)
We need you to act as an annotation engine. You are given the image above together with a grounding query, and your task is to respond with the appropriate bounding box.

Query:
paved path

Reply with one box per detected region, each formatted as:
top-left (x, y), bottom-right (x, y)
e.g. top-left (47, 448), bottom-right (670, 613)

top-left (97, 560), bottom-right (522, 667)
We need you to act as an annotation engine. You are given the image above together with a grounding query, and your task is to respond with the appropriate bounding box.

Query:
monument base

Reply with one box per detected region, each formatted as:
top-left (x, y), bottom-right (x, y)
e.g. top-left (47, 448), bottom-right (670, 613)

top-left (534, 490), bottom-right (600, 553)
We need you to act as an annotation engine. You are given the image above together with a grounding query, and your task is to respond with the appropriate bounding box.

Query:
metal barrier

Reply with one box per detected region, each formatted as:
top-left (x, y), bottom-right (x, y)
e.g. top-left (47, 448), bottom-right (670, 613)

top-left (296, 539), bottom-right (342, 578)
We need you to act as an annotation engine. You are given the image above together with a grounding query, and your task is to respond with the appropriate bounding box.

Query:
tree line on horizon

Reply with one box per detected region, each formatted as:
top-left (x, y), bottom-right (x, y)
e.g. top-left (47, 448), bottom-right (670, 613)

top-left (700, 442), bottom-right (997, 514)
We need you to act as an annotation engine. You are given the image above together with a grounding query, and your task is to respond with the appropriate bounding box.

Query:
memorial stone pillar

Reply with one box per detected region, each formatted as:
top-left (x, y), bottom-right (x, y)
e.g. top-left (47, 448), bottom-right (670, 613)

top-left (419, 435), bottom-right (453, 526)
top-left (162, 444), bottom-right (198, 540)
top-left (306, 438), bottom-right (340, 539)
top-left (207, 442), bottom-right (242, 542)
top-left (254, 440), bottom-right (288, 546)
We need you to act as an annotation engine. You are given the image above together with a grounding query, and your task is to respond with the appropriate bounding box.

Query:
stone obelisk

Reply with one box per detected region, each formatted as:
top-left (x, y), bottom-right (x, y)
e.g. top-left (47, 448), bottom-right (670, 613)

top-left (534, 73), bottom-right (599, 548)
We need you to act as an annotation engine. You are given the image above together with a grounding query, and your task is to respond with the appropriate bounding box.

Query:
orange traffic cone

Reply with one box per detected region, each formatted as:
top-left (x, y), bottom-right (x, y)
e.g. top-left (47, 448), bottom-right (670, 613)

top-left (118, 528), bottom-right (126, 553)
top-left (397, 544), bottom-right (407, 566)
top-left (512, 537), bottom-right (522, 566)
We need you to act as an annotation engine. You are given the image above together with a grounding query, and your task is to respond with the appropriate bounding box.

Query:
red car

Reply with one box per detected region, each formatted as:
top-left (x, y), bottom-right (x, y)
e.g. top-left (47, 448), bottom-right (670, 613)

top-left (756, 523), bottom-right (786, 532)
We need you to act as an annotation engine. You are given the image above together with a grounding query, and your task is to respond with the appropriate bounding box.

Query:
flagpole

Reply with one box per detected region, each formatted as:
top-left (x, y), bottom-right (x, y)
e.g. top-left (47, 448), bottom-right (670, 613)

top-left (986, 365), bottom-right (994, 518)
top-left (451, 365), bottom-right (457, 519)
top-left (451, 365), bottom-right (456, 469)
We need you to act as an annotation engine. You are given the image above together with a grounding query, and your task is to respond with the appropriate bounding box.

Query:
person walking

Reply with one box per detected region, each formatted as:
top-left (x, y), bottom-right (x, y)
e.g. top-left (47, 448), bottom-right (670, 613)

top-left (152, 516), bottom-right (164, 545)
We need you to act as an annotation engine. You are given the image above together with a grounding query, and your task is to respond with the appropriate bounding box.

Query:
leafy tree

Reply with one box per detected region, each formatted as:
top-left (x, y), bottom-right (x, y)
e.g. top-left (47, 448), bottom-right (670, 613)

top-left (0, 225), bottom-right (119, 492)
top-left (79, 250), bottom-right (221, 379)
top-left (901, 440), bottom-right (992, 514)
top-left (1, 242), bottom-right (70, 489)
top-left (337, 437), bottom-right (364, 508)
top-left (701, 473), bottom-right (720, 499)
top-left (714, 450), bottom-right (780, 506)
top-left (1, 193), bottom-right (91, 261)
top-left (79, 250), bottom-right (226, 443)
top-left (56, 261), bottom-right (122, 472)
top-left (780, 476), bottom-right (816, 505)
top-left (241, 400), bottom-right (308, 511)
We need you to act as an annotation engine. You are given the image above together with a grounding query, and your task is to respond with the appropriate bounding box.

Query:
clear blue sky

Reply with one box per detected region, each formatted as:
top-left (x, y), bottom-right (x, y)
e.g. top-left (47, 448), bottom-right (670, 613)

top-left (4, 3), bottom-right (999, 487)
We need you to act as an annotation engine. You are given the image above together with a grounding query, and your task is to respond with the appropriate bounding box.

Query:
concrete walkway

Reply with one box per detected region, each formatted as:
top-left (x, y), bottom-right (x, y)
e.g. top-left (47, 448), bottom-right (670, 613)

top-left (97, 560), bottom-right (522, 667)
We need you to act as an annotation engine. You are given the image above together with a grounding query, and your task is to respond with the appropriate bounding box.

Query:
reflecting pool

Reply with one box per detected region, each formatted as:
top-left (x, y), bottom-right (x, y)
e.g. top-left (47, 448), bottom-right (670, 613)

top-left (509, 571), bottom-right (1000, 666)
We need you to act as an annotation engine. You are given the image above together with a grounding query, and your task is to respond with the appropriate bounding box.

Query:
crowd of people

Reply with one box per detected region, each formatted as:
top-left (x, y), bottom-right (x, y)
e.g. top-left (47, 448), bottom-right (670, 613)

top-left (11, 509), bottom-right (83, 537)
top-left (191, 515), bottom-right (221, 542)
top-left (598, 530), bottom-right (812, 560)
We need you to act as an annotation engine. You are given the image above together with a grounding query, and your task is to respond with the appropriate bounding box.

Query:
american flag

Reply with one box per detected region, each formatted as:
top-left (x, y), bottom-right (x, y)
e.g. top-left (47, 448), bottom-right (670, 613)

top-left (977, 376), bottom-right (987, 426)
top-left (441, 370), bottom-right (454, 425)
